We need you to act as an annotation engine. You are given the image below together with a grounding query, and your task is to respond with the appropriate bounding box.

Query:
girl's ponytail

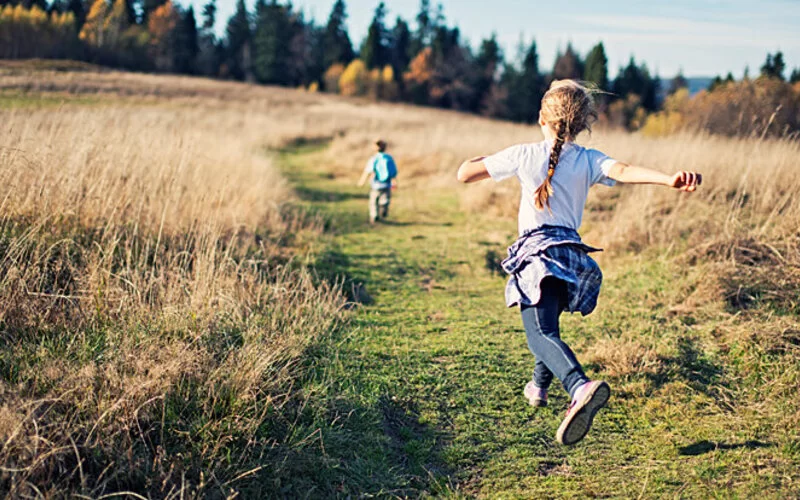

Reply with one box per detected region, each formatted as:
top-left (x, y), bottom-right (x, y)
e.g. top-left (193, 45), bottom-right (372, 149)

top-left (534, 120), bottom-right (567, 211)
top-left (533, 80), bottom-right (598, 211)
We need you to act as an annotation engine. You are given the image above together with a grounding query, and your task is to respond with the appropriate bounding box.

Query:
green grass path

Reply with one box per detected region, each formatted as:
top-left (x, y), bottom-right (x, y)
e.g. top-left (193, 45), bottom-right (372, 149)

top-left (277, 145), bottom-right (797, 498)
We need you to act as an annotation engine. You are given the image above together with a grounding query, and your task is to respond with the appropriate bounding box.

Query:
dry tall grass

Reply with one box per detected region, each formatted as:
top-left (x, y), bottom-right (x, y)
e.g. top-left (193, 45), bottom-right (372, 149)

top-left (0, 96), bottom-right (346, 496)
top-left (325, 109), bottom-right (800, 251)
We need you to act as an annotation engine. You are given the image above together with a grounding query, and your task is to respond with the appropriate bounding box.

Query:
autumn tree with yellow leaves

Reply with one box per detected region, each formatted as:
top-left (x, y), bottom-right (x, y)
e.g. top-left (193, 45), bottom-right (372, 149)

top-left (0, 4), bottom-right (79, 59)
top-left (147, 0), bottom-right (179, 71)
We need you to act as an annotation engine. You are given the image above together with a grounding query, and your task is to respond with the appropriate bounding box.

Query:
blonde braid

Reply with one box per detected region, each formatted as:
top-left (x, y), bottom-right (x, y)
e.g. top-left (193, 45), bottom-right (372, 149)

top-left (533, 79), bottom-right (599, 211)
top-left (534, 119), bottom-right (567, 211)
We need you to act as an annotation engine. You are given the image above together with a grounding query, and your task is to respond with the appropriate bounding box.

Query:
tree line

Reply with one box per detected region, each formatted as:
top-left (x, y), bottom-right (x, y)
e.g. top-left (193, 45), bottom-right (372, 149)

top-left (2, 0), bottom-right (799, 129)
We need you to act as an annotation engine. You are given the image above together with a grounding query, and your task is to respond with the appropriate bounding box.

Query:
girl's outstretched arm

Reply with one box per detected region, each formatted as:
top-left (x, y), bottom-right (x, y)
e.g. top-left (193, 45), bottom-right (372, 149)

top-left (608, 162), bottom-right (702, 192)
top-left (457, 156), bottom-right (491, 183)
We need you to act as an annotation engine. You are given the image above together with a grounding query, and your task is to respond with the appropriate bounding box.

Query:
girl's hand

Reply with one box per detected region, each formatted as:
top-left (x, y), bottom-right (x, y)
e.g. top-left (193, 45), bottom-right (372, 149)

top-left (669, 171), bottom-right (702, 192)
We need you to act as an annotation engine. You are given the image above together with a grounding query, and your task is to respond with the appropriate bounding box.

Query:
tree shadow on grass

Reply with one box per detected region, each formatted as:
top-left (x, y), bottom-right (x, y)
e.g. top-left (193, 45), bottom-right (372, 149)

top-left (313, 248), bottom-right (373, 305)
top-left (679, 440), bottom-right (773, 456)
top-left (265, 391), bottom-right (457, 497)
top-left (378, 395), bottom-right (455, 488)
top-left (379, 220), bottom-right (454, 228)
top-left (295, 185), bottom-right (369, 203)
top-left (643, 337), bottom-right (730, 407)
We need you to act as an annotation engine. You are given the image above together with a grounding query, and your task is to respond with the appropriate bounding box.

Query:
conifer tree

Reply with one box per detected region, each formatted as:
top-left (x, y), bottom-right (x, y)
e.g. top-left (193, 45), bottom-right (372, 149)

top-left (361, 1), bottom-right (389, 69)
top-left (173, 5), bottom-right (198, 74)
top-left (502, 39), bottom-right (545, 123)
top-left (790, 68), bottom-right (800, 84)
top-left (552, 42), bottom-right (583, 80)
top-left (409, 0), bottom-right (431, 56)
top-left (668, 69), bottom-right (688, 95)
top-left (473, 33), bottom-right (502, 112)
top-left (201, 0), bottom-right (215, 30)
top-left (613, 57), bottom-right (658, 111)
top-left (760, 51), bottom-right (785, 80)
top-left (309, 23), bottom-right (327, 86)
top-left (67, 0), bottom-right (86, 29)
top-left (583, 42), bottom-right (608, 90)
top-left (252, 0), bottom-right (292, 84)
top-left (196, 0), bottom-right (220, 76)
top-left (323, 0), bottom-right (353, 69)
top-left (224, 0), bottom-right (251, 80)
top-left (391, 16), bottom-right (410, 76)
top-left (708, 75), bottom-right (723, 92)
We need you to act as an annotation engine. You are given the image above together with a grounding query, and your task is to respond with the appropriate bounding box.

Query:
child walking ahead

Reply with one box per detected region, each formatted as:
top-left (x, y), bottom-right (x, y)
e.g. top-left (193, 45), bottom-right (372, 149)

top-left (457, 80), bottom-right (702, 445)
top-left (358, 139), bottom-right (398, 224)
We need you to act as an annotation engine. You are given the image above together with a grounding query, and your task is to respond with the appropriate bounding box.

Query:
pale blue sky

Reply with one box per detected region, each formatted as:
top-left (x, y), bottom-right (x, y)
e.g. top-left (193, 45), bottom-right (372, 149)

top-left (192, 0), bottom-right (800, 78)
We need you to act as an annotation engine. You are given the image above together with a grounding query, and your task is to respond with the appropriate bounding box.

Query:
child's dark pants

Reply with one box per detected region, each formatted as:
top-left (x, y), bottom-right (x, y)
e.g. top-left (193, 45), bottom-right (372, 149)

top-left (520, 277), bottom-right (589, 398)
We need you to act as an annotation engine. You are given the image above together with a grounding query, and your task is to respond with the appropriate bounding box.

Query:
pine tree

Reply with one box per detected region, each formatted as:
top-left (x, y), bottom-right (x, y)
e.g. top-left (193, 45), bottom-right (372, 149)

top-left (123, 0), bottom-right (135, 24)
top-left (201, 0), bottom-right (215, 30)
top-left (195, 0), bottom-right (219, 76)
top-left (708, 75), bottom-right (723, 92)
top-left (791, 68), bottom-right (800, 84)
top-left (583, 42), bottom-right (608, 90)
top-left (502, 39), bottom-right (545, 123)
top-left (173, 5), bottom-right (198, 74)
top-left (772, 52), bottom-right (785, 80)
top-left (391, 16), bottom-right (410, 76)
top-left (252, 0), bottom-right (292, 84)
top-left (361, 1), bottom-right (389, 69)
top-left (224, 0), bottom-right (250, 80)
top-left (613, 57), bottom-right (658, 111)
top-left (428, 3), bottom-right (459, 61)
top-left (287, 11), bottom-right (322, 87)
top-left (307, 23), bottom-right (327, 87)
top-left (760, 51), bottom-right (786, 80)
top-left (552, 42), bottom-right (582, 80)
top-left (668, 69), bottom-right (688, 95)
top-left (67, 0), bottom-right (86, 29)
top-left (323, 0), bottom-right (353, 69)
top-left (473, 33), bottom-right (502, 113)
top-left (409, 0), bottom-right (431, 55)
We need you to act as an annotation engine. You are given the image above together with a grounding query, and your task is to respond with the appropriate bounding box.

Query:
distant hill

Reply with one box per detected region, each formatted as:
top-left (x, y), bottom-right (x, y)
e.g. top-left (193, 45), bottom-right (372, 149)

top-left (657, 77), bottom-right (714, 102)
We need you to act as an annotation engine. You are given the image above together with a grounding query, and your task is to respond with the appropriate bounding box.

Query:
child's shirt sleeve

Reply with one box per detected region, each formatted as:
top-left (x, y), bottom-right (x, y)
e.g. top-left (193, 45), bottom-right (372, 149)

top-left (483, 145), bottom-right (524, 182)
top-left (587, 149), bottom-right (617, 187)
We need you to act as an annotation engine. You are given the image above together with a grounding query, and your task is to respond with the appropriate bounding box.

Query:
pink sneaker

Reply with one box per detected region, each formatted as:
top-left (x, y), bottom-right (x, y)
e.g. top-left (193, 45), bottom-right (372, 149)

top-left (556, 381), bottom-right (610, 445)
top-left (524, 381), bottom-right (548, 407)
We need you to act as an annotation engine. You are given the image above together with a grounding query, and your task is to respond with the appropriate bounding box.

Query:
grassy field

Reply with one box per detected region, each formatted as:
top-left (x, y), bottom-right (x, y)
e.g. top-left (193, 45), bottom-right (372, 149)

top-left (274, 143), bottom-right (799, 498)
top-left (0, 63), bottom-right (798, 497)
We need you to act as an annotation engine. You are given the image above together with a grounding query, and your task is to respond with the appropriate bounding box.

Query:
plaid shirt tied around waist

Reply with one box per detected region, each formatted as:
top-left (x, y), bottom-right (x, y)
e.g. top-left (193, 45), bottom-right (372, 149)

top-left (501, 226), bottom-right (603, 316)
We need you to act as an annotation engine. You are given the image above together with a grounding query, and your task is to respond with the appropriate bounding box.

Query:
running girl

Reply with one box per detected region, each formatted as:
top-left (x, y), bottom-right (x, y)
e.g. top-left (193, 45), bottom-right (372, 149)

top-left (456, 80), bottom-right (702, 445)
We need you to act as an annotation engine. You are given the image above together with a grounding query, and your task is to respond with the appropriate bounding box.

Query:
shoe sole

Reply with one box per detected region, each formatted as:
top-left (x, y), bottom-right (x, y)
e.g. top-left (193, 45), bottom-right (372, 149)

top-left (556, 381), bottom-right (610, 446)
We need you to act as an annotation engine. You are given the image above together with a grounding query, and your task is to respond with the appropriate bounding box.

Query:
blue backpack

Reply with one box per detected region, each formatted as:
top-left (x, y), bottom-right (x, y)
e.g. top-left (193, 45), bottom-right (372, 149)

top-left (372, 153), bottom-right (397, 183)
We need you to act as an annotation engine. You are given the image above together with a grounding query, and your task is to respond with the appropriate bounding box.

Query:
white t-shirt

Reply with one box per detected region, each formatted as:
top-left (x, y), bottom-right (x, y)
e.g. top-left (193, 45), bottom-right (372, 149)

top-left (484, 140), bottom-right (617, 235)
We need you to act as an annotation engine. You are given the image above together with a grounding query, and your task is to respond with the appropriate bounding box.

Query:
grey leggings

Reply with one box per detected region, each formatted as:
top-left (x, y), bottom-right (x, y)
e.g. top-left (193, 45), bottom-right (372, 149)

top-left (520, 277), bottom-right (589, 398)
top-left (369, 187), bottom-right (391, 221)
